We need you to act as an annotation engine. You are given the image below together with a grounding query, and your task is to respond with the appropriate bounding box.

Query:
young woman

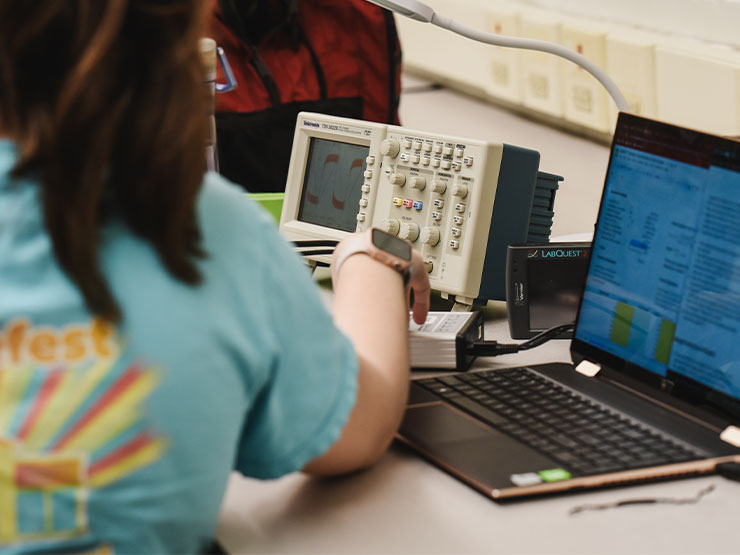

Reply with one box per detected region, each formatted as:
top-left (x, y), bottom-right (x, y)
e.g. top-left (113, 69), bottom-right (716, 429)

top-left (0, 1), bottom-right (429, 553)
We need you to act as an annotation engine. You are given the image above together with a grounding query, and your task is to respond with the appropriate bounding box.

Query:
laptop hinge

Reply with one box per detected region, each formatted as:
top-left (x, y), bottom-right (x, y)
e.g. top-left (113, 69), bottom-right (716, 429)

top-left (720, 425), bottom-right (740, 448)
top-left (575, 360), bottom-right (601, 378)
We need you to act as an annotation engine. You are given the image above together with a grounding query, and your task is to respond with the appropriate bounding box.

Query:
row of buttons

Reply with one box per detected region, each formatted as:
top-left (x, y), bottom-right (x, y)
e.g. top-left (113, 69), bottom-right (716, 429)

top-left (401, 139), bottom-right (464, 158)
top-left (355, 156), bottom-right (377, 226)
top-left (398, 154), bottom-right (473, 171)
top-left (432, 199), bottom-right (467, 212)
top-left (435, 206), bottom-right (465, 250)
top-left (381, 139), bottom-right (475, 167)
top-left (392, 197), bottom-right (424, 210)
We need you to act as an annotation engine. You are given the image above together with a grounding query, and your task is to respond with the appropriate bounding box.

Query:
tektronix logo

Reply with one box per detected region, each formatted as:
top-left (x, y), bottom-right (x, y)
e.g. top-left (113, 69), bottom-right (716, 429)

top-left (303, 121), bottom-right (320, 128)
top-left (528, 249), bottom-right (586, 258)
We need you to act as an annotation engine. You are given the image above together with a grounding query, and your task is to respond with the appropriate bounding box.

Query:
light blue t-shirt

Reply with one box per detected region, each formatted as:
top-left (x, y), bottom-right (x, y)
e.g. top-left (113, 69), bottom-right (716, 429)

top-left (0, 139), bottom-right (358, 554)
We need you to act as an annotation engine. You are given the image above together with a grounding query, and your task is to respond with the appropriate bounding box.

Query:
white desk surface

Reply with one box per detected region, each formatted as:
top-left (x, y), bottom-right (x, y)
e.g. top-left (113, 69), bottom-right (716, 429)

top-left (216, 78), bottom-right (740, 554)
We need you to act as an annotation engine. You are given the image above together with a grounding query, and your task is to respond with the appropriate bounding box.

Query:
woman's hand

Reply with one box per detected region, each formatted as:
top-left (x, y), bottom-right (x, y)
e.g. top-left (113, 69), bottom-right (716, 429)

top-left (407, 249), bottom-right (431, 325)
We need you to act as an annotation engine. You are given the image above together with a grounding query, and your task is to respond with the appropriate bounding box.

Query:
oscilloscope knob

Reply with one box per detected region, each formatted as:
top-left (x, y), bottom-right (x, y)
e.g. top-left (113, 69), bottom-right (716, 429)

top-left (409, 176), bottom-right (426, 190)
top-left (389, 173), bottom-right (406, 187)
top-left (382, 219), bottom-right (400, 235)
top-left (452, 184), bottom-right (468, 198)
top-left (399, 222), bottom-right (420, 242)
top-left (420, 226), bottom-right (440, 246)
top-left (380, 139), bottom-right (400, 158)
top-left (431, 180), bottom-right (447, 194)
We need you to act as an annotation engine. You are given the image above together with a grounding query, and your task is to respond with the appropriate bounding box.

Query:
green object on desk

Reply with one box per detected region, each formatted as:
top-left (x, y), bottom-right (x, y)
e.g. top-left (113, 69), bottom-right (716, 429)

top-left (538, 468), bottom-right (571, 482)
top-left (249, 192), bottom-right (284, 224)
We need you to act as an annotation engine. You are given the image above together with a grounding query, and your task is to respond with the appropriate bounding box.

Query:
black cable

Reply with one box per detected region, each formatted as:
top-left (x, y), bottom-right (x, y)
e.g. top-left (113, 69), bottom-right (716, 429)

top-left (295, 249), bottom-right (335, 257)
top-left (292, 240), bottom-right (339, 248)
top-left (569, 484), bottom-right (715, 516)
top-left (466, 322), bottom-right (575, 357)
top-left (517, 322), bottom-right (575, 350)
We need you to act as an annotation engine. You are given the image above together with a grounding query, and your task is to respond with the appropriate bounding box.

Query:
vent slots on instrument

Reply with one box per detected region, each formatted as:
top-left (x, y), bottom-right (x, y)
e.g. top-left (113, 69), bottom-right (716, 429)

top-left (280, 112), bottom-right (563, 310)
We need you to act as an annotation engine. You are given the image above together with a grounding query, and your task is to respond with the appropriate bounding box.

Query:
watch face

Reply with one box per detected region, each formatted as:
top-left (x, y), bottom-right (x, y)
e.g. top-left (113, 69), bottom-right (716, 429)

top-left (372, 228), bottom-right (412, 261)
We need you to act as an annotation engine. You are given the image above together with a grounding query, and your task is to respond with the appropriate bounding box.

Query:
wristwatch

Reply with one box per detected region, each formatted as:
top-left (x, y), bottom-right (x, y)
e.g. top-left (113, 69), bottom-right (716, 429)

top-left (331, 228), bottom-right (413, 285)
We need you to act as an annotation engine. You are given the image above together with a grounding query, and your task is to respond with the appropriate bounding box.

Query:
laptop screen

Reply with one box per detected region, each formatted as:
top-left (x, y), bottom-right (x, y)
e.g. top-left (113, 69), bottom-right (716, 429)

top-left (575, 113), bottom-right (740, 406)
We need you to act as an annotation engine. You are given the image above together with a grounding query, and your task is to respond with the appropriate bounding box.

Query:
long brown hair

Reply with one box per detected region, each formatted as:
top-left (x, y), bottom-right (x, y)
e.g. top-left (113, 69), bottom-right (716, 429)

top-left (0, 0), bottom-right (210, 322)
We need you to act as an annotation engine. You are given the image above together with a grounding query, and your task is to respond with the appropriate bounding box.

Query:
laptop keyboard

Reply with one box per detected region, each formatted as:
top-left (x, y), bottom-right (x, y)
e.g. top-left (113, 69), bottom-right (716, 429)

top-left (415, 367), bottom-right (701, 476)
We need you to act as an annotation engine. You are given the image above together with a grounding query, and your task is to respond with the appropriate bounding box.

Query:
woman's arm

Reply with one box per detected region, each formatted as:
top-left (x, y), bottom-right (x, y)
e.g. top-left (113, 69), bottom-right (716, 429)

top-left (302, 235), bottom-right (430, 475)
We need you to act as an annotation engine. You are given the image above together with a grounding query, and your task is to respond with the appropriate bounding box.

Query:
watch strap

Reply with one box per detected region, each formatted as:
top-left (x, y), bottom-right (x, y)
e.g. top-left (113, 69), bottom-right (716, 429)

top-left (331, 230), bottom-right (411, 286)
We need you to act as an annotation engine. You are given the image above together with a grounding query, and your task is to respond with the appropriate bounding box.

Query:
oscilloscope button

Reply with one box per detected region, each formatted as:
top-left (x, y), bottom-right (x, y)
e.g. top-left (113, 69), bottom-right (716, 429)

top-left (424, 261), bottom-right (434, 273)
top-left (403, 139), bottom-right (413, 149)
top-left (356, 213), bottom-right (366, 222)
top-left (422, 157), bottom-right (431, 166)
top-left (410, 176), bottom-right (426, 190)
top-left (431, 180), bottom-right (447, 194)
top-left (432, 211), bottom-right (442, 221)
top-left (455, 148), bottom-right (464, 158)
top-left (452, 184), bottom-right (468, 198)
top-left (452, 162), bottom-right (462, 172)
top-left (420, 227), bottom-right (440, 246)
top-left (366, 155), bottom-right (376, 165)
top-left (380, 139), bottom-right (400, 158)
top-left (464, 156), bottom-right (474, 167)
top-left (382, 219), bottom-right (400, 235)
top-left (433, 159), bottom-right (441, 168)
top-left (441, 160), bottom-right (452, 170)
top-left (399, 222), bottom-right (420, 242)
top-left (363, 169), bottom-right (373, 179)
top-left (361, 184), bottom-right (370, 193)
top-left (455, 203), bottom-right (466, 213)
top-left (449, 240), bottom-right (460, 250)
top-left (424, 142), bottom-right (433, 153)
top-left (443, 146), bottom-right (454, 156)
top-left (392, 197), bottom-right (403, 207)
top-left (359, 198), bottom-right (368, 208)
top-left (453, 215), bottom-right (464, 225)
top-left (434, 144), bottom-right (443, 154)
top-left (412, 155), bottom-right (420, 164)
top-left (451, 227), bottom-right (461, 237)
top-left (433, 199), bottom-right (444, 209)
top-left (389, 173), bottom-right (406, 186)
top-left (413, 141), bottom-right (423, 151)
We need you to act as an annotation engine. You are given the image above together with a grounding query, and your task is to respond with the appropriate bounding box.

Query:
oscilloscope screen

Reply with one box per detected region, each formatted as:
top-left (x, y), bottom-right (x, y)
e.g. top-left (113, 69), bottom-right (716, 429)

top-left (297, 137), bottom-right (369, 233)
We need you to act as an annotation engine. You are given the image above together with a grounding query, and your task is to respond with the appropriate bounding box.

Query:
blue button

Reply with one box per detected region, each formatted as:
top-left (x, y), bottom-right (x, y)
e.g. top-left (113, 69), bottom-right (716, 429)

top-left (413, 200), bottom-right (424, 210)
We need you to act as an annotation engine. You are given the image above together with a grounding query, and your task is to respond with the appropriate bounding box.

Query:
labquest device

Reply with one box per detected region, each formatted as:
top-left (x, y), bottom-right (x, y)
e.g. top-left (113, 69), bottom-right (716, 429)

top-left (279, 112), bottom-right (563, 309)
top-left (506, 242), bottom-right (591, 339)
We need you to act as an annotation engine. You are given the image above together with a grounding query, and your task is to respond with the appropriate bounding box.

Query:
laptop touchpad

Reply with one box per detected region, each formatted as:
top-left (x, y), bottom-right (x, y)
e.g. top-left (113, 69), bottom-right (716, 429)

top-left (399, 404), bottom-right (557, 490)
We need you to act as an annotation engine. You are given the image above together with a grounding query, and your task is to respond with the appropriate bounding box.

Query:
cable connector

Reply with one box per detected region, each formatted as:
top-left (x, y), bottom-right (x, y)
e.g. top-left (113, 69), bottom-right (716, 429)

top-left (465, 322), bottom-right (574, 358)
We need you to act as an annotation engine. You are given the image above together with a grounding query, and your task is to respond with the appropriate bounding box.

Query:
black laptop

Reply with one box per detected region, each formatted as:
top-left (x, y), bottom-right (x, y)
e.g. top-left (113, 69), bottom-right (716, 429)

top-left (398, 112), bottom-right (740, 500)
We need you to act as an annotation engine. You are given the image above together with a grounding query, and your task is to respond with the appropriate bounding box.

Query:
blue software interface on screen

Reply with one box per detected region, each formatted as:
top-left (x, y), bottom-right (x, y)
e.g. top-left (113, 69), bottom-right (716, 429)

top-left (575, 118), bottom-right (740, 401)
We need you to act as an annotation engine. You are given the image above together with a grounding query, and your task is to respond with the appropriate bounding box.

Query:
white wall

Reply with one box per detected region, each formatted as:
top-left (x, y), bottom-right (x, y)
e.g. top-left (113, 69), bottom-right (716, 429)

top-left (397, 0), bottom-right (740, 138)
top-left (519, 0), bottom-right (740, 49)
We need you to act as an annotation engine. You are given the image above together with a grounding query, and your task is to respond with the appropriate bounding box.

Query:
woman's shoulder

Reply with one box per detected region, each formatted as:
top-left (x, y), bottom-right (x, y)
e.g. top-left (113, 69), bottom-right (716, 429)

top-left (198, 172), bottom-right (271, 226)
top-left (197, 172), bottom-right (281, 254)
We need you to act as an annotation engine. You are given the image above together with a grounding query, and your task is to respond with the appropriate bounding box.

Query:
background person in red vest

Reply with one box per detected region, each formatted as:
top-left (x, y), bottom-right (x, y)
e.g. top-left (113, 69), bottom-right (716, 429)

top-left (209, 0), bottom-right (403, 191)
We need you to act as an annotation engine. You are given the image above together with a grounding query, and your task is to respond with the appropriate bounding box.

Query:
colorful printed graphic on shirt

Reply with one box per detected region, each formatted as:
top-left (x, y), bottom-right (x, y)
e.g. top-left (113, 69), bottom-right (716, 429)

top-left (0, 318), bottom-right (166, 545)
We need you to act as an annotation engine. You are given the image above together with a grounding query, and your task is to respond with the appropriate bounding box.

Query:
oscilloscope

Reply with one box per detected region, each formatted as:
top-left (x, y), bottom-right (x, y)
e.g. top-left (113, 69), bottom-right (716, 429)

top-left (279, 112), bottom-right (563, 309)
